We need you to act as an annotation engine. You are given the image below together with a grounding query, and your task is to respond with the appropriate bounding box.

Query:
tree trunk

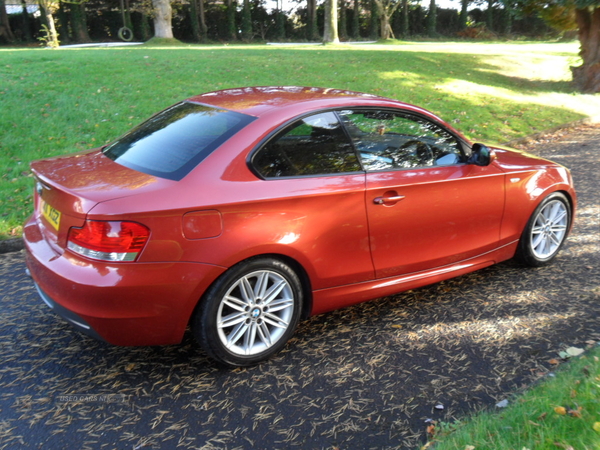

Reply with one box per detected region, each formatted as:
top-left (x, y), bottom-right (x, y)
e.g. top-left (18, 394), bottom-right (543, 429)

top-left (57, 1), bottom-right (70, 43)
top-left (226, 0), bottom-right (236, 40)
top-left (0, 0), bottom-right (15, 42)
top-left (571, 7), bottom-right (600, 93)
top-left (459, 0), bottom-right (469, 29)
top-left (39, 1), bottom-right (60, 47)
top-left (323, 0), bottom-right (339, 43)
top-left (70, 2), bottom-right (90, 42)
top-left (189, 0), bottom-right (201, 41)
top-left (140, 9), bottom-right (151, 40)
top-left (369, 0), bottom-right (379, 39)
top-left (241, 0), bottom-right (252, 40)
top-left (21, 0), bottom-right (33, 41)
top-left (339, 0), bottom-right (347, 40)
top-left (426, 0), bottom-right (436, 37)
top-left (198, 0), bottom-right (208, 40)
top-left (380, 13), bottom-right (394, 39)
top-left (151, 0), bottom-right (173, 38)
top-left (486, 0), bottom-right (494, 32)
top-left (276, 8), bottom-right (285, 40)
top-left (351, 0), bottom-right (359, 39)
top-left (400, 0), bottom-right (409, 37)
top-left (307, 0), bottom-right (318, 40)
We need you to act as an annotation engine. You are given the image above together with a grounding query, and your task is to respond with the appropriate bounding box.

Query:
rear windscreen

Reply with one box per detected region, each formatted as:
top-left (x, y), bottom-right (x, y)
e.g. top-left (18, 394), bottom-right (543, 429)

top-left (103, 102), bottom-right (255, 180)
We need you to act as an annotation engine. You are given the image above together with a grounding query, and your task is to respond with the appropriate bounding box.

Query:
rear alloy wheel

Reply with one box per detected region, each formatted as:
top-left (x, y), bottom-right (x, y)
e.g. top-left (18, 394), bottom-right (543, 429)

top-left (516, 192), bottom-right (571, 267)
top-left (194, 258), bottom-right (303, 367)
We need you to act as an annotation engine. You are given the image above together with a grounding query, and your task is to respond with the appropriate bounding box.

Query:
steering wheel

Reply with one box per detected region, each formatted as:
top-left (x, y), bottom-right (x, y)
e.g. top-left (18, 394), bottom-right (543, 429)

top-left (400, 140), bottom-right (434, 166)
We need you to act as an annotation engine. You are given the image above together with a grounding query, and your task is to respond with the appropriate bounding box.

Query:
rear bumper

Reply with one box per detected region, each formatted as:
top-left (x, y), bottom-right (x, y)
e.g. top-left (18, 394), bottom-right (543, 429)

top-left (24, 218), bottom-right (226, 346)
top-left (32, 279), bottom-right (106, 342)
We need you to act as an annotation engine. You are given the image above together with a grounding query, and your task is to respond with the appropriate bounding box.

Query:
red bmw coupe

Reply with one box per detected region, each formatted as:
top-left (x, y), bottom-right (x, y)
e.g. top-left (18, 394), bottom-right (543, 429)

top-left (24, 86), bottom-right (576, 367)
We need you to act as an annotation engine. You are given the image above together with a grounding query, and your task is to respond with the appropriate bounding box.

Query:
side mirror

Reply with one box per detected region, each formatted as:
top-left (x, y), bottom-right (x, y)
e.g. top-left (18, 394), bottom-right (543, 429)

top-left (468, 143), bottom-right (496, 166)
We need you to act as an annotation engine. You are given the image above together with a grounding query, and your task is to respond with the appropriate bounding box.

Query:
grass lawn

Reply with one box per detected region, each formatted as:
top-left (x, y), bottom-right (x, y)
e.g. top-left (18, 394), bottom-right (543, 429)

top-left (428, 346), bottom-right (600, 450)
top-left (1, 40), bottom-right (599, 239)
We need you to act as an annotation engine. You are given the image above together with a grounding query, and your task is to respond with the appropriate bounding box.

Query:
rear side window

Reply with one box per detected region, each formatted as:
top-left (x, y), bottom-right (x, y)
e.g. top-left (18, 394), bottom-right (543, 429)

top-left (103, 102), bottom-right (255, 180)
top-left (252, 112), bottom-right (361, 178)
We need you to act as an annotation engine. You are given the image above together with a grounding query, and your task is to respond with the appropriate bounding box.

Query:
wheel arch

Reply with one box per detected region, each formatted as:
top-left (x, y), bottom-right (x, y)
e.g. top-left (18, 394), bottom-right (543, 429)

top-left (188, 252), bottom-right (314, 327)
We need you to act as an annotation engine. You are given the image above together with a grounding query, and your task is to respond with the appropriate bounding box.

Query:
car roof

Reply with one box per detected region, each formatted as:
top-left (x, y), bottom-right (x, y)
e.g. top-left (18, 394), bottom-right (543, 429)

top-left (187, 86), bottom-right (423, 118)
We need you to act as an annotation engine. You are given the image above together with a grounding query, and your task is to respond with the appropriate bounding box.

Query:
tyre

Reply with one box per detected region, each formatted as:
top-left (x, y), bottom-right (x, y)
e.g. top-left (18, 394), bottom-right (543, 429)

top-left (515, 192), bottom-right (571, 267)
top-left (193, 257), bottom-right (303, 367)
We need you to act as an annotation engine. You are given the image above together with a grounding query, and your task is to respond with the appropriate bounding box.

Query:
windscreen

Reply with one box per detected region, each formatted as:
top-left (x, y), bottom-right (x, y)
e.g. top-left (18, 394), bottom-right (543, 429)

top-left (103, 102), bottom-right (255, 180)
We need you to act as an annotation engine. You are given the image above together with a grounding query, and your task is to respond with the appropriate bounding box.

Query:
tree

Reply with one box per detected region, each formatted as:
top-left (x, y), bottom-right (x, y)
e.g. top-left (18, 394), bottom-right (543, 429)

top-left (241, 0), bottom-right (252, 40)
top-left (38, 0), bottom-right (60, 47)
top-left (374, 0), bottom-right (402, 39)
top-left (519, 0), bottom-right (600, 92)
top-left (323, 0), bottom-right (340, 42)
top-left (426, 0), bottom-right (437, 36)
top-left (307, 0), bottom-right (319, 40)
top-left (339, 0), bottom-right (348, 39)
top-left (571, 4), bottom-right (600, 92)
top-left (69, 1), bottom-right (91, 42)
top-left (226, 0), bottom-right (236, 40)
top-left (459, 0), bottom-right (470, 29)
top-left (152, 0), bottom-right (173, 38)
top-left (351, 0), bottom-right (360, 38)
top-left (399, 0), bottom-right (409, 37)
top-left (0, 0), bottom-right (16, 42)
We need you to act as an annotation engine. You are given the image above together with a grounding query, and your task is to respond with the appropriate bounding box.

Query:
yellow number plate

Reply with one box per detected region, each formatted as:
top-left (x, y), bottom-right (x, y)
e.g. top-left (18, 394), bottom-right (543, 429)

top-left (41, 200), bottom-right (61, 231)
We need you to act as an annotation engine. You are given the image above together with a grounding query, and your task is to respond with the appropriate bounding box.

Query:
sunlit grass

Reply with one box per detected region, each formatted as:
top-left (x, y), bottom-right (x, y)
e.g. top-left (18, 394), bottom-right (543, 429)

top-left (429, 346), bottom-right (600, 450)
top-left (1, 41), bottom-right (598, 239)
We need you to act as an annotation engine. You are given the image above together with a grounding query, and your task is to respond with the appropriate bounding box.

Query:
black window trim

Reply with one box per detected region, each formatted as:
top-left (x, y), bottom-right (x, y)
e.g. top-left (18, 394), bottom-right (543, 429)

top-left (248, 106), bottom-right (470, 180)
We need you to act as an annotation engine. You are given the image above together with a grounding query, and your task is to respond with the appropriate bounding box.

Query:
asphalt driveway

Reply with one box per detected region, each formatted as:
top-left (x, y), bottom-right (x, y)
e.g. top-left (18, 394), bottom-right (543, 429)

top-left (0, 124), bottom-right (598, 450)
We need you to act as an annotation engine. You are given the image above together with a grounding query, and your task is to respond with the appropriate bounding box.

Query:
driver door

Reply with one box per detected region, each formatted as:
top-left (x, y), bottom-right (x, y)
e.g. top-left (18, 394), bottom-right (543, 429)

top-left (339, 109), bottom-right (506, 279)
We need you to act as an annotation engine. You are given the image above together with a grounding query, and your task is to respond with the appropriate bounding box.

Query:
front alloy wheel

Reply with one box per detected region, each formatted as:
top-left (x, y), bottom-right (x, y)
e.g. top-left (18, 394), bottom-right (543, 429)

top-left (516, 192), bottom-right (571, 267)
top-left (194, 258), bottom-right (302, 367)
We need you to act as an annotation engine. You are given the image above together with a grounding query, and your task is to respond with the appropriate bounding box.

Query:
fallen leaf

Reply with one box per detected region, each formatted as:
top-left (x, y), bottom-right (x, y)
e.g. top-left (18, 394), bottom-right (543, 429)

top-left (570, 389), bottom-right (577, 398)
top-left (566, 347), bottom-right (585, 357)
top-left (593, 422), bottom-right (600, 433)
top-left (548, 359), bottom-right (560, 365)
top-left (568, 408), bottom-right (582, 418)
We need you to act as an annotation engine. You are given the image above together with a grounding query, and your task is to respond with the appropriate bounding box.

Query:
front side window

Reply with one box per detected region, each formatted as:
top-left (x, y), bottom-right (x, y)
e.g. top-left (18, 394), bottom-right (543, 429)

top-left (103, 102), bottom-right (255, 180)
top-left (338, 110), bottom-right (464, 171)
top-left (252, 112), bottom-right (362, 178)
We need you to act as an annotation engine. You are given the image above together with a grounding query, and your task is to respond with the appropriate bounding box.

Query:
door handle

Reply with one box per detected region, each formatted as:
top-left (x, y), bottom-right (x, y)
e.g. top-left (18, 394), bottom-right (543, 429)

top-left (373, 195), bottom-right (405, 205)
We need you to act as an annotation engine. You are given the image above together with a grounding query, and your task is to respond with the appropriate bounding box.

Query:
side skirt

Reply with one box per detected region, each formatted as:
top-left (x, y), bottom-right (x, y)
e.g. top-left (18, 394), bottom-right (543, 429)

top-left (310, 241), bottom-right (518, 315)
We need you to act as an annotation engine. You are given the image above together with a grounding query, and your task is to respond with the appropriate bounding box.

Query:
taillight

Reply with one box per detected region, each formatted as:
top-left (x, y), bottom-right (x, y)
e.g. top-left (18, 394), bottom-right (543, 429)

top-left (67, 220), bottom-right (150, 262)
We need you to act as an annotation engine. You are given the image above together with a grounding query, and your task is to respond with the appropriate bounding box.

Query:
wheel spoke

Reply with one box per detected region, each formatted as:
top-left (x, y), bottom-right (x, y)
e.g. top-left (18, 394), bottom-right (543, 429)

top-left (254, 272), bottom-right (271, 299)
top-left (263, 312), bottom-right (289, 329)
top-left (225, 322), bottom-right (249, 348)
top-left (219, 311), bottom-right (247, 328)
top-left (262, 280), bottom-right (287, 305)
top-left (242, 322), bottom-right (258, 354)
top-left (548, 231), bottom-right (562, 246)
top-left (531, 232), bottom-right (545, 250)
top-left (223, 295), bottom-right (248, 312)
top-left (257, 322), bottom-right (272, 347)
top-left (266, 297), bottom-right (294, 313)
top-left (239, 276), bottom-right (256, 303)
